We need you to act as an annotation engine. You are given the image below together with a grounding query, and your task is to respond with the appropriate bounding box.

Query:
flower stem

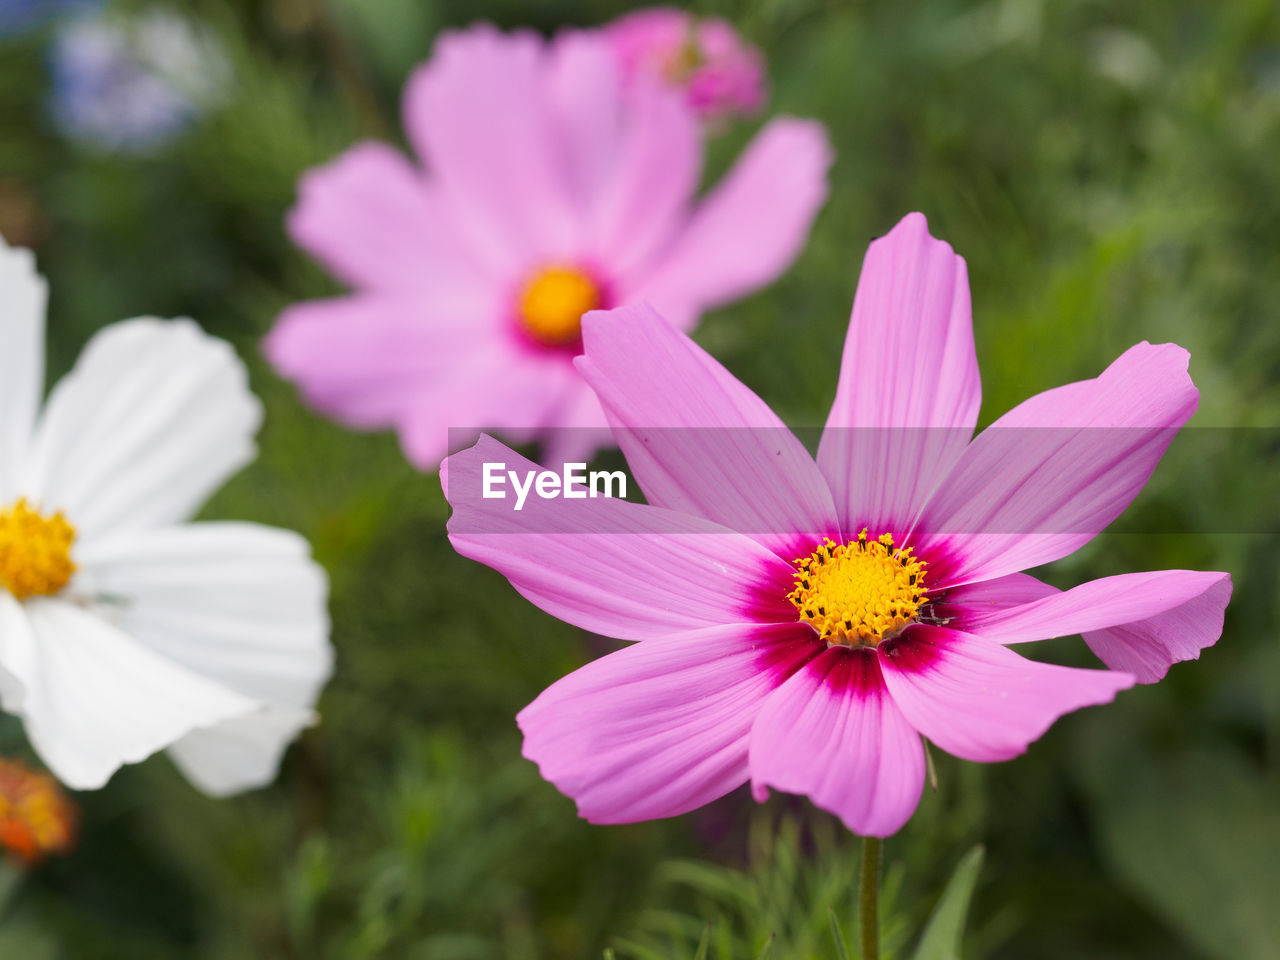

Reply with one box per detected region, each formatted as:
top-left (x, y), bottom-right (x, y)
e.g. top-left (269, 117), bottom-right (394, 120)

top-left (860, 835), bottom-right (881, 960)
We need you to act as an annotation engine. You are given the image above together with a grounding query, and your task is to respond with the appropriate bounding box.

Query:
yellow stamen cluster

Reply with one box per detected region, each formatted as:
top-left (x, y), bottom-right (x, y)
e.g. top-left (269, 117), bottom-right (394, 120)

top-left (517, 266), bottom-right (600, 346)
top-left (789, 529), bottom-right (929, 647)
top-left (663, 33), bottom-right (705, 84)
top-left (0, 757), bottom-right (76, 863)
top-left (0, 498), bottom-right (77, 600)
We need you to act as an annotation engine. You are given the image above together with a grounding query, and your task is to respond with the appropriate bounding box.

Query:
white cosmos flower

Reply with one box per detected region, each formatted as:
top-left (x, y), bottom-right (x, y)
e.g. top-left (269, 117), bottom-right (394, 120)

top-left (0, 236), bottom-right (332, 794)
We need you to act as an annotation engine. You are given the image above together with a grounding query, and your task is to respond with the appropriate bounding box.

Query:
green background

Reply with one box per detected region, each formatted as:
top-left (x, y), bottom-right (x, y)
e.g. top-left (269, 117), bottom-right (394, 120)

top-left (1, 0), bottom-right (1278, 957)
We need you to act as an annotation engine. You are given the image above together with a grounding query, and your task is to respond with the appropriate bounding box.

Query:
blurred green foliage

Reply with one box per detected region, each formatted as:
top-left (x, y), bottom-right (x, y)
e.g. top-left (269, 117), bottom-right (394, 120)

top-left (1, 0), bottom-right (1279, 956)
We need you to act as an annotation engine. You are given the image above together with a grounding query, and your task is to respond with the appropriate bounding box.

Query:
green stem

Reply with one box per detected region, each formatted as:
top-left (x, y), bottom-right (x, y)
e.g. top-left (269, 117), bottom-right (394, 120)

top-left (860, 835), bottom-right (881, 960)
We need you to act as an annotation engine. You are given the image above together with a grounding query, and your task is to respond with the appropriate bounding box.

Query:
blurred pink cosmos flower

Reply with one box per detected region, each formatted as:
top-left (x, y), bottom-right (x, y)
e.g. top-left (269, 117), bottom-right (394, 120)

top-left (604, 7), bottom-right (766, 124)
top-left (442, 213), bottom-right (1231, 837)
top-left (265, 25), bottom-right (830, 468)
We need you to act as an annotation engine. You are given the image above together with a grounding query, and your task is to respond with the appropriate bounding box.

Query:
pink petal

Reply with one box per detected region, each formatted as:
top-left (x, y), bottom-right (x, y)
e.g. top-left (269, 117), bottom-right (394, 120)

top-left (1082, 580), bottom-right (1231, 683)
top-left (402, 27), bottom-right (580, 272)
top-left (264, 294), bottom-right (500, 431)
top-left (396, 349), bottom-right (582, 470)
top-left (518, 622), bottom-right (820, 823)
top-left (590, 74), bottom-right (701, 285)
top-left (546, 30), bottom-right (625, 213)
top-left (916, 342), bottom-right (1200, 586)
top-left (266, 295), bottom-right (583, 470)
top-left (444, 436), bottom-right (797, 640)
top-left (932, 567), bottom-right (1231, 686)
top-left (748, 647), bottom-right (925, 837)
top-left (286, 141), bottom-right (494, 298)
top-left (817, 213), bottom-right (980, 536)
top-left (951, 569), bottom-right (1228, 641)
top-left (576, 304), bottom-right (840, 559)
top-left (537, 381), bottom-right (615, 468)
top-left (604, 8), bottom-right (765, 121)
top-left (686, 18), bottom-right (767, 118)
top-left (936, 572), bottom-right (1059, 619)
top-left (879, 626), bottom-right (1134, 763)
top-left (629, 117), bottom-right (831, 320)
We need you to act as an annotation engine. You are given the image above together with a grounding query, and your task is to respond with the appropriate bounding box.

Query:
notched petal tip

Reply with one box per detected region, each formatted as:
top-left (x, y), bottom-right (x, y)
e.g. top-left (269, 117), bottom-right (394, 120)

top-left (578, 301), bottom-right (667, 356)
top-left (868, 210), bottom-right (961, 265)
top-left (1084, 570), bottom-right (1232, 684)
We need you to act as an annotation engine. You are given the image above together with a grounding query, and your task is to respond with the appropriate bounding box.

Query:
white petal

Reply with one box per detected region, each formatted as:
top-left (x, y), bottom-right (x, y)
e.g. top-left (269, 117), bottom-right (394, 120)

top-left (23, 318), bottom-right (262, 539)
top-left (18, 599), bottom-right (256, 790)
top-left (75, 522), bottom-right (332, 794)
top-left (169, 708), bottom-right (315, 797)
top-left (0, 237), bottom-right (47, 502)
top-left (0, 592), bottom-right (35, 710)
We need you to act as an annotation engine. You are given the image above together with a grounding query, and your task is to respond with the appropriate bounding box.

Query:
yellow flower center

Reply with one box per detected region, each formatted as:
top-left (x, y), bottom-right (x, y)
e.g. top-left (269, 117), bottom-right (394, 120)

top-left (663, 33), bottom-right (705, 84)
top-left (517, 266), bottom-right (600, 346)
top-left (0, 498), bottom-right (77, 601)
top-left (789, 530), bottom-right (929, 647)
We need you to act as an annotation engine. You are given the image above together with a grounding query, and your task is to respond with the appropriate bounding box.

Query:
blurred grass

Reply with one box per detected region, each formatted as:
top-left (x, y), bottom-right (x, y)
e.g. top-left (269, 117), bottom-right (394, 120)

top-left (1, 0), bottom-right (1279, 957)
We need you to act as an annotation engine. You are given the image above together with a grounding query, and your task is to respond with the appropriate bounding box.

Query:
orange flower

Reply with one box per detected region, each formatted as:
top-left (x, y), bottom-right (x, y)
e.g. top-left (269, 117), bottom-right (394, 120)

top-left (0, 758), bottom-right (76, 864)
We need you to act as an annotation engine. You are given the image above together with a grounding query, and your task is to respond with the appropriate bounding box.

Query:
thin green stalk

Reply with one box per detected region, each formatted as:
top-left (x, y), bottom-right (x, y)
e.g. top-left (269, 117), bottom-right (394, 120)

top-left (860, 836), bottom-right (881, 960)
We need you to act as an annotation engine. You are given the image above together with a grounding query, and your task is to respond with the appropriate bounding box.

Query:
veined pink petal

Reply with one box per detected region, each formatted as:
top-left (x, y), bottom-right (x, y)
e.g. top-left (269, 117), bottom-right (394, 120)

top-left (518, 622), bottom-right (819, 823)
top-left (952, 569), bottom-right (1229, 641)
top-left (950, 570), bottom-right (1231, 684)
top-left (630, 117), bottom-right (831, 320)
top-left (879, 626), bottom-right (1134, 763)
top-left (444, 436), bottom-right (797, 640)
top-left (936, 572), bottom-right (1059, 617)
top-left (286, 141), bottom-right (494, 298)
top-left (403, 27), bottom-right (580, 272)
top-left (576, 304), bottom-right (839, 559)
top-left (916, 342), bottom-right (1200, 586)
top-left (817, 213), bottom-right (980, 537)
top-left (1082, 588), bottom-right (1232, 684)
top-left (748, 647), bottom-right (925, 837)
top-left (589, 74), bottom-right (701, 284)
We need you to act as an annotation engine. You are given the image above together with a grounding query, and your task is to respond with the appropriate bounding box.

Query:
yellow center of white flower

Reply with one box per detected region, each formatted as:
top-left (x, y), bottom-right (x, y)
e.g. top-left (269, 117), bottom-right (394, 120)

top-left (0, 498), bottom-right (77, 600)
top-left (789, 530), bottom-right (929, 647)
top-left (517, 266), bottom-right (600, 346)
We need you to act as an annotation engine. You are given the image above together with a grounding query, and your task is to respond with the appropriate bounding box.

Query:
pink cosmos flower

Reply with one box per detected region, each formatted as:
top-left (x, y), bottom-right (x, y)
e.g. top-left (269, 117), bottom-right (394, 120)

top-left (442, 213), bottom-right (1232, 837)
top-left (604, 7), bottom-right (766, 124)
top-left (265, 25), bottom-right (830, 469)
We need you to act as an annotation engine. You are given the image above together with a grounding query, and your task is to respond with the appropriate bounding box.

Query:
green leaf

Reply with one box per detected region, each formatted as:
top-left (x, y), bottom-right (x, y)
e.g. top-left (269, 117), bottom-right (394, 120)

top-left (909, 846), bottom-right (985, 960)
top-left (828, 907), bottom-right (850, 960)
top-left (693, 924), bottom-right (711, 960)
top-left (755, 934), bottom-right (776, 960)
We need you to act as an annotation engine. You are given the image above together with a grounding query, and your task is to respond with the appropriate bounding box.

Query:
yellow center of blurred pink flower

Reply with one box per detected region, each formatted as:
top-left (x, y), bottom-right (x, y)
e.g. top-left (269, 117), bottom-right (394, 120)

top-left (0, 498), bottom-right (77, 600)
top-left (517, 267), bottom-right (600, 347)
top-left (789, 529), bottom-right (929, 647)
top-left (663, 33), bottom-right (705, 84)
